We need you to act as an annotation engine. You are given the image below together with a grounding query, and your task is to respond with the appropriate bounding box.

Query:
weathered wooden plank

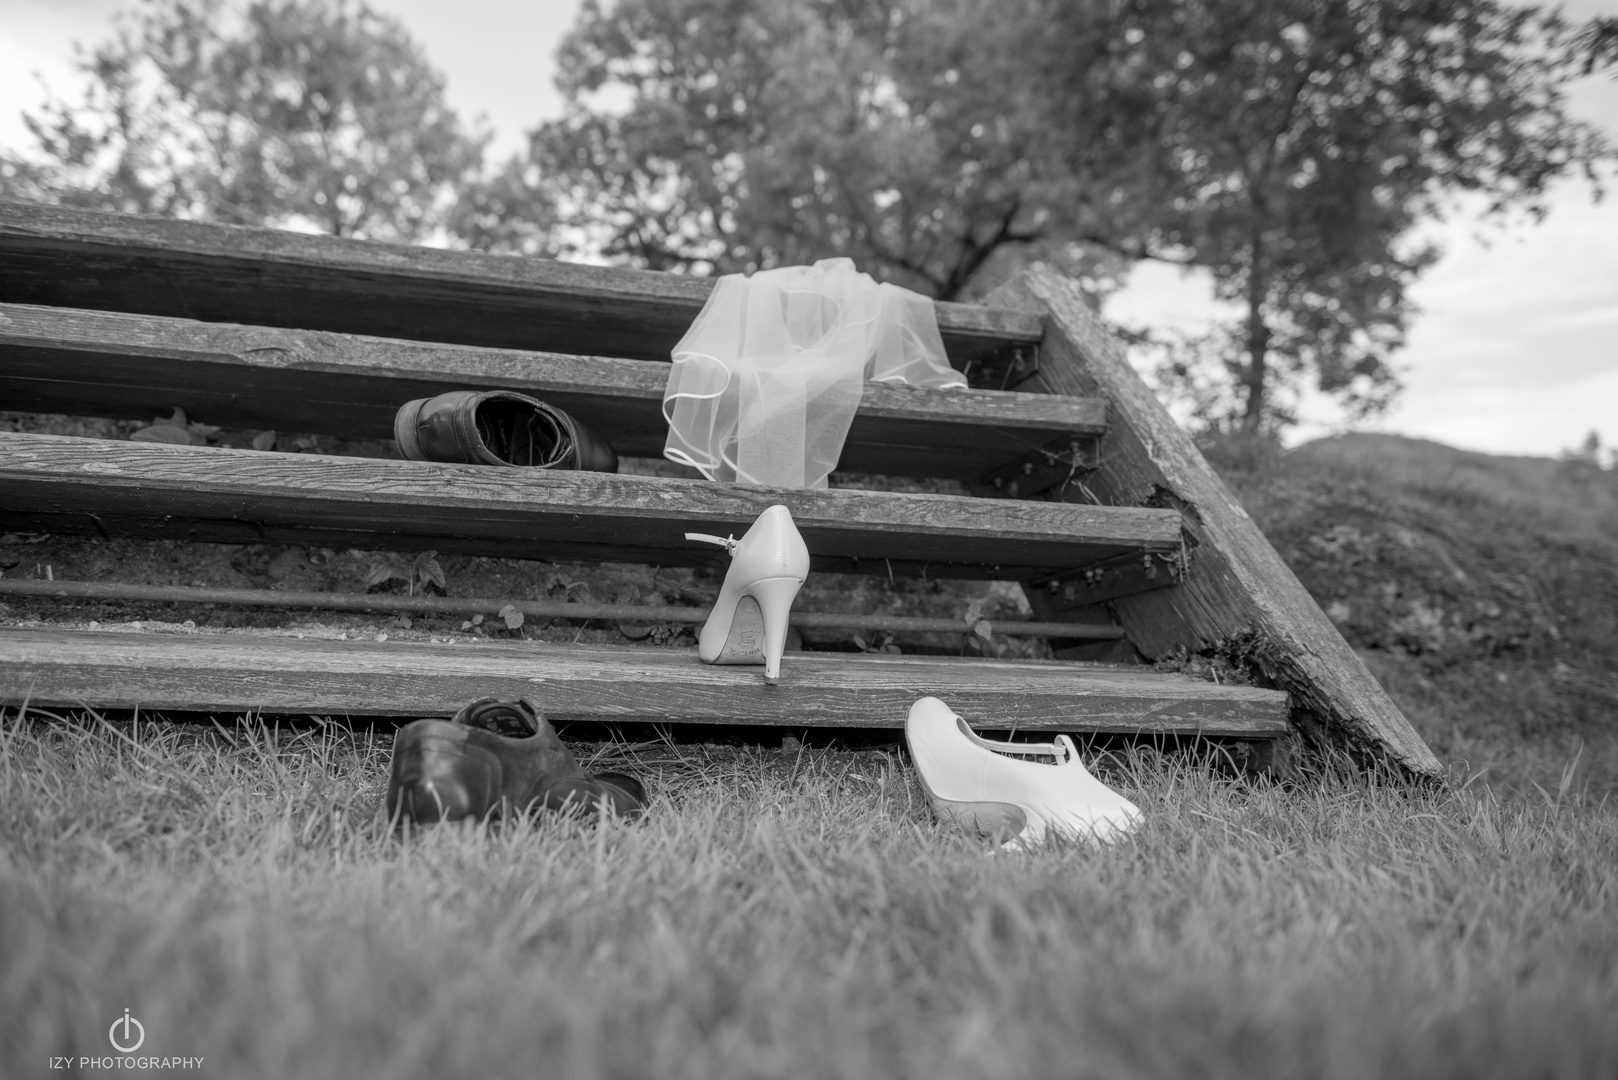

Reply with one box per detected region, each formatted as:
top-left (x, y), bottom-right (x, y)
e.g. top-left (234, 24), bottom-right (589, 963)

top-left (0, 432), bottom-right (1183, 577)
top-left (987, 270), bottom-right (1441, 775)
top-left (0, 578), bottom-right (1128, 640)
top-left (0, 201), bottom-right (1042, 371)
top-left (0, 301), bottom-right (1105, 480)
top-left (0, 627), bottom-right (1290, 734)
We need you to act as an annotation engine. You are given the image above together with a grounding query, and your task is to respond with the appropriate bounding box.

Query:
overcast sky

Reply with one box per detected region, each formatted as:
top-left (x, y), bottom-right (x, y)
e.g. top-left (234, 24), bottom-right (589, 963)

top-left (3, 0), bottom-right (1614, 458)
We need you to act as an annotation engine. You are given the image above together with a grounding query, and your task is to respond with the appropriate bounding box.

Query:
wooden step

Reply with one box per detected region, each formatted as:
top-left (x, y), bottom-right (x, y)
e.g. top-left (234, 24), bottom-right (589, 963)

top-left (0, 432), bottom-right (1183, 578)
top-left (0, 202), bottom-right (1043, 375)
top-left (0, 627), bottom-right (1290, 735)
top-left (0, 302), bottom-right (1103, 481)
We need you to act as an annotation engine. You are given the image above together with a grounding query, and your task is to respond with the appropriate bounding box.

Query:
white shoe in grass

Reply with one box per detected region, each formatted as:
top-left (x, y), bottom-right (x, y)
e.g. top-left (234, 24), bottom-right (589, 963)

top-left (905, 695), bottom-right (1141, 848)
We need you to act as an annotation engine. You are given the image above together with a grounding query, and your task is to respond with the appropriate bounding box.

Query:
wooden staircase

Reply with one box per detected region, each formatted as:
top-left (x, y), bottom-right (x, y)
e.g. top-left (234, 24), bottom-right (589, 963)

top-left (0, 201), bottom-right (1440, 773)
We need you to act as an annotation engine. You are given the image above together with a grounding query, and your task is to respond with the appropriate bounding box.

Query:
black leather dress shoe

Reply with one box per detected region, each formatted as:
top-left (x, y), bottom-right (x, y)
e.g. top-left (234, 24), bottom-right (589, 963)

top-left (385, 697), bottom-right (647, 828)
top-left (394, 390), bottom-right (618, 472)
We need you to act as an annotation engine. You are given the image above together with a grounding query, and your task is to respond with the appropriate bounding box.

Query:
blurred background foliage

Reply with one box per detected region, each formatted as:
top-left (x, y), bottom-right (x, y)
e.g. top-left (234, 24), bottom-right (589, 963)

top-left (1, 0), bottom-right (1613, 433)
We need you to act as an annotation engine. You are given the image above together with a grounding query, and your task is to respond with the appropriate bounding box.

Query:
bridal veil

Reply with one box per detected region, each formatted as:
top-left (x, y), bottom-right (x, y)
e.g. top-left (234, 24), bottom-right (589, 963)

top-left (663, 258), bottom-right (965, 489)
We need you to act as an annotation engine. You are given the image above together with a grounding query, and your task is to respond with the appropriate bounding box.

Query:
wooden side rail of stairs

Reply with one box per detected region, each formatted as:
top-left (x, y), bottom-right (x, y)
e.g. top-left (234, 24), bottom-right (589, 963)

top-left (0, 201), bottom-right (1440, 775)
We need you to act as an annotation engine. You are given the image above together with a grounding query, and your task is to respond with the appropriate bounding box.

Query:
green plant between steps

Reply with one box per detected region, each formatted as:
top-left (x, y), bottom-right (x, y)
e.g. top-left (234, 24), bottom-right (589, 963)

top-left (364, 550), bottom-right (447, 597)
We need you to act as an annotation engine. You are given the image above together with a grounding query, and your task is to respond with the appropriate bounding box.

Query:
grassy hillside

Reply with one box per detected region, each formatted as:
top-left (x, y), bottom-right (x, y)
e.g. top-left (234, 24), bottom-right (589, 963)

top-left (1203, 432), bottom-right (1618, 796)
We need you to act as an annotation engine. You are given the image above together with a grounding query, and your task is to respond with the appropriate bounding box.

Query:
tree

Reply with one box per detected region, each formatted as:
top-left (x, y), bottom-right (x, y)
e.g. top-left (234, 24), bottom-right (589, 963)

top-left (1039, 0), bottom-right (1613, 432)
top-left (0, 0), bottom-right (487, 241)
top-left (1577, 15), bottom-right (1618, 76)
top-left (497, 0), bottom-right (1156, 299)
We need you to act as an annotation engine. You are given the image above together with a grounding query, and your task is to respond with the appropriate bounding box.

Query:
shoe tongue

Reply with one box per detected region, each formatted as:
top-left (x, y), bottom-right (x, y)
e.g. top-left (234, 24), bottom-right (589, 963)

top-left (461, 699), bottom-right (540, 737)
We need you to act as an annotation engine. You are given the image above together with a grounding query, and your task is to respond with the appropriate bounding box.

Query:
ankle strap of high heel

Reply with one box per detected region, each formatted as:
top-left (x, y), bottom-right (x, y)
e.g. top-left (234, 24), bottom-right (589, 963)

top-left (685, 532), bottom-right (738, 554)
top-left (973, 731), bottom-right (1077, 765)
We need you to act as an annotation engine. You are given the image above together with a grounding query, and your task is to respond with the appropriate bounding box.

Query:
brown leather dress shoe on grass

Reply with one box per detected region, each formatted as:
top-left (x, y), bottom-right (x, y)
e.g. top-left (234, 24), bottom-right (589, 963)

top-left (393, 390), bottom-right (618, 472)
top-left (385, 697), bottom-right (646, 828)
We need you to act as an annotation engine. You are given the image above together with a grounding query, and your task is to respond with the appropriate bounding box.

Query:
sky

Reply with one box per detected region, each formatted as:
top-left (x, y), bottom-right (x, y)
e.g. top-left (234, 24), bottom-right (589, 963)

top-left (2, 0), bottom-right (1615, 459)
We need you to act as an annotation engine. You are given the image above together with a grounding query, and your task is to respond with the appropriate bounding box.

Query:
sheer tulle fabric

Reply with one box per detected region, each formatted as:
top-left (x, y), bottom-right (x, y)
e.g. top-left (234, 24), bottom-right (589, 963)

top-left (663, 258), bottom-right (965, 489)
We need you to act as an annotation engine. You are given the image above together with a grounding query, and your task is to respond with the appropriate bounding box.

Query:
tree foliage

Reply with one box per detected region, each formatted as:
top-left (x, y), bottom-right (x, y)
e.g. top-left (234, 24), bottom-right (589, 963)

top-left (1577, 15), bottom-right (1618, 76)
top-left (1049, 0), bottom-right (1612, 431)
top-left (0, 0), bottom-right (486, 241)
top-left (502, 0), bottom-right (1149, 299)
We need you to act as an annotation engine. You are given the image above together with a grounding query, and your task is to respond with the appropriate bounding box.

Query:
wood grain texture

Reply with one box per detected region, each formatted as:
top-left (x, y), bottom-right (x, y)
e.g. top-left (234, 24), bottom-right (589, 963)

top-left (0, 432), bottom-right (1183, 577)
top-left (986, 271), bottom-right (1441, 775)
top-left (0, 302), bottom-right (1105, 479)
top-left (0, 627), bottom-right (1290, 734)
top-left (0, 201), bottom-right (1042, 369)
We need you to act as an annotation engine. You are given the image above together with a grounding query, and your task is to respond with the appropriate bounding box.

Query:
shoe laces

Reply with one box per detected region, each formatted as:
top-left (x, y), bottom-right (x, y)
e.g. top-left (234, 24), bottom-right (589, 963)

top-left (456, 697), bottom-right (541, 737)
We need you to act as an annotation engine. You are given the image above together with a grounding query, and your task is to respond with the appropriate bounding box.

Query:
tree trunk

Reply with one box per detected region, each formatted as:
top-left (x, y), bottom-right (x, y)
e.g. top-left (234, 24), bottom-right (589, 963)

top-left (1242, 235), bottom-right (1269, 433)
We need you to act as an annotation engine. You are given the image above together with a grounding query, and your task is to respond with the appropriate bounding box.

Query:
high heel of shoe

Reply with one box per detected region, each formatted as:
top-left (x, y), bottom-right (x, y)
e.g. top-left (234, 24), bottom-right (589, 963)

top-left (744, 575), bottom-right (803, 683)
top-left (688, 505), bottom-right (809, 683)
top-left (905, 696), bottom-right (1142, 847)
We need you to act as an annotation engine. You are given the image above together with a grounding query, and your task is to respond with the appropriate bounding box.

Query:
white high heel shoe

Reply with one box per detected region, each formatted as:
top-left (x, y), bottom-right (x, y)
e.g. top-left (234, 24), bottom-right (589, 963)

top-left (905, 696), bottom-right (1142, 847)
top-left (687, 505), bottom-right (810, 683)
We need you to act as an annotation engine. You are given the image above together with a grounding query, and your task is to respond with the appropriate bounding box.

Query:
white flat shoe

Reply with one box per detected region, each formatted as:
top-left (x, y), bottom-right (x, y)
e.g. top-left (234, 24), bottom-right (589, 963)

top-left (905, 696), bottom-right (1142, 847)
top-left (687, 505), bottom-right (809, 683)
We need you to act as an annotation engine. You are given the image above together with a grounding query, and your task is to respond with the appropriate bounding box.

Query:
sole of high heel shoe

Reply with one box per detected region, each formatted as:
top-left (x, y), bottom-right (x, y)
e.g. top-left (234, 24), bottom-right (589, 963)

top-left (703, 574), bottom-right (805, 680)
top-left (710, 595), bottom-right (768, 665)
top-left (932, 797), bottom-right (1028, 841)
top-left (914, 754), bottom-right (1029, 840)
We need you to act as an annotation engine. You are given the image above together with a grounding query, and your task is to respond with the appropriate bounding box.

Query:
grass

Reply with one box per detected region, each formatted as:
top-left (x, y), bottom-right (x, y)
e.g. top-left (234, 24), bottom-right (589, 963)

top-left (2, 711), bottom-right (1615, 1079)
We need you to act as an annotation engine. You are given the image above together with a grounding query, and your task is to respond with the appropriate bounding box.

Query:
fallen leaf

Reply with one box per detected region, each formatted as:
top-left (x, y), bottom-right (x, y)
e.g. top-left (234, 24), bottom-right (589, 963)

top-left (131, 425), bottom-right (196, 445)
